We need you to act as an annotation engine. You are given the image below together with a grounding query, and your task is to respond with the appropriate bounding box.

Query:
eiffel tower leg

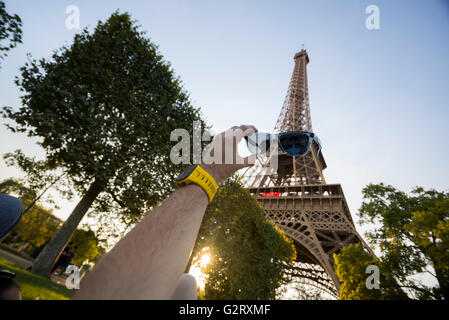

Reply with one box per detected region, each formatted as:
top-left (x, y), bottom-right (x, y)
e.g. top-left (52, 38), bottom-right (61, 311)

top-left (251, 184), bottom-right (367, 298)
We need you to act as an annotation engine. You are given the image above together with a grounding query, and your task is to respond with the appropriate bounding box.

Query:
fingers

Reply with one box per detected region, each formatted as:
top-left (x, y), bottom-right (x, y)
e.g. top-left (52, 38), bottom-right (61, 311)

top-left (217, 125), bottom-right (257, 140)
top-left (233, 124), bottom-right (258, 143)
top-left (222, 126), bottom-right (239, 136)
top-left (204, 125), bottom-right (258, 171)
top-left (237, 124), bottom-right (257, 137)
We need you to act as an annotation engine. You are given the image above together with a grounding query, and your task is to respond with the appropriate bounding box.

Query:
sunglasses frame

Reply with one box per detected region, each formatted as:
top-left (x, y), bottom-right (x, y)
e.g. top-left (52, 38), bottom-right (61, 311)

top-left (245, 130), bottom-right (322, 158)
top-left (278, 131), bottom-right (322, 157)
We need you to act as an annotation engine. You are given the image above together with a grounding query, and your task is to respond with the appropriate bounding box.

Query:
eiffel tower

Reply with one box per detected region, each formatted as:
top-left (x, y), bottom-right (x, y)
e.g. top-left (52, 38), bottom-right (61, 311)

top-left (243, 48), bottom-right (372, 298)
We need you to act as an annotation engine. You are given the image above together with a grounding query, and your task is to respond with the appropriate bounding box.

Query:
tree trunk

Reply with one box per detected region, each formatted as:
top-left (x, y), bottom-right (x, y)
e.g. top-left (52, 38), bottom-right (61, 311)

top-left (31, 179), bottom-right (105, 278)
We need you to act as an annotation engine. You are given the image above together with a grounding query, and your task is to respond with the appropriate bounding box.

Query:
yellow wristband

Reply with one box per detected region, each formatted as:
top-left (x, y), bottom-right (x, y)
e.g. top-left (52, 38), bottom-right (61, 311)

top-left (175, 165), bottom-right (217, 203)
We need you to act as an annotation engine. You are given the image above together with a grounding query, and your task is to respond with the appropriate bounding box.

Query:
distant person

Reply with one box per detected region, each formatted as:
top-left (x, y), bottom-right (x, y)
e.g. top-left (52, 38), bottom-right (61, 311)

top-left (62, 245), bottom-right (78, 273)
top-left (18, 242), bottom-right (29, 252)
top-left (0, 270), bottom-right (22, 300)
top-left (0, 194), bottom-right (24, 241)
top-left (51, 242), bottom-right (74, 275)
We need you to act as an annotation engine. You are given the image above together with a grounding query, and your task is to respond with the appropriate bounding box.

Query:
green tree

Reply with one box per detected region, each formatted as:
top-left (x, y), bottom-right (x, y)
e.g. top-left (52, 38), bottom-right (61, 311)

top-left (71, 228), bottom-right (105, 266)
top-left (334, 183), bottom-right (449, 300)
top-left (0, 179), bottom-right (105, 265)
top-left (189, 179), bottom-right (296, 300)
top-left (334, 243), bottom-right (407, 300)
top-left (0, 177), bottom-right (37, 201)
top-left (3, 152), bottom-right (125, 251)
top-left (6, 198), bottom-right (61, 249)
top-left (2, 12), bottom-right (205, 277)
top-left (0, 0), bottom-right (22, 67)
top-left (0, 178), bottom-right (60, 246)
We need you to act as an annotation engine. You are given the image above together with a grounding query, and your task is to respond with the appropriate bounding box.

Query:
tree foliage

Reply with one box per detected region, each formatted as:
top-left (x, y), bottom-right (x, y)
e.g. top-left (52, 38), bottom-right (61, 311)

top-left (0, 177), bottom-right (37, 201)
top-left (0, 0), bottom-right (22, 67)
top-left (1, 11), bottom-right (206, 275)
top-left (0, 178), bottom-right (60, 248)
top-left (3, 150), bottom-right (75, 208)
top-left (70, 228), bottom-right (105, 265)
top-left (7, 198), bottom-right (61, 249)
top-left (3, 202), bottom-right (104, 265)
top-left (1, 179), bottom-right (105, 265)
top-left (334, 243), bottom-right (407, 300)
top-left (3, 149), bottom-right (129, 250)
top-left (2, 11), bottom-right (204, 218)
top-left (190, 179), bottom-right (296, 300)
top-left (335, 183), bottom-right (449, 300)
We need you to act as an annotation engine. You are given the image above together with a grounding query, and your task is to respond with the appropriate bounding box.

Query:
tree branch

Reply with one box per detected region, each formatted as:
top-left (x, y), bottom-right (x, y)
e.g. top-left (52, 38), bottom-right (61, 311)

top-left (107, 189), bottom-right (126, 208)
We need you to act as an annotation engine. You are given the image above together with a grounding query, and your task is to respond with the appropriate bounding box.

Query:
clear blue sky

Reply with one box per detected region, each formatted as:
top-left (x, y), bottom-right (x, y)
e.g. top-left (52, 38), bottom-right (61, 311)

top-left (1, 0), bottom-right (448, 230)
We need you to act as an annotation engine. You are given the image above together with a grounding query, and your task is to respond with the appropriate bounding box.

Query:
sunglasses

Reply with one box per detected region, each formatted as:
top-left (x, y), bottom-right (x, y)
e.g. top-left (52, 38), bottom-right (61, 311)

top-left (244, 131), bottom-right (322, 157)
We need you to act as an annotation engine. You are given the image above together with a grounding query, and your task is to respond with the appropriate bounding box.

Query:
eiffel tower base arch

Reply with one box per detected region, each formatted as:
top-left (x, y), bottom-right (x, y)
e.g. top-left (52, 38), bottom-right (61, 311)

top-left (249, 184), bottom-right (371, 298)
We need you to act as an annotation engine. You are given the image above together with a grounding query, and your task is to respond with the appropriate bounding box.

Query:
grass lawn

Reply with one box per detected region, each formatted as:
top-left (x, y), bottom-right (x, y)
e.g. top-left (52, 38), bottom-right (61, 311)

top-left (0, 257), bottom-right (73, 300)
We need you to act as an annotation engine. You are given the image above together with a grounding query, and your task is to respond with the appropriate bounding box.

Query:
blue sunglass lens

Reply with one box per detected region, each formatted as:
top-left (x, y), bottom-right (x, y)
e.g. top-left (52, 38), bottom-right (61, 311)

top-left (279, 132), bottom-right (311, 156)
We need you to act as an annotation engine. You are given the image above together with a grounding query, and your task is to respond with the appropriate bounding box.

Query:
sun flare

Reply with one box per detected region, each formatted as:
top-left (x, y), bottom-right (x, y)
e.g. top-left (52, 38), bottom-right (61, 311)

top-left (200, 253), bottom-right (211, 265)
top-left (188, 250), bottom-right (212, 290)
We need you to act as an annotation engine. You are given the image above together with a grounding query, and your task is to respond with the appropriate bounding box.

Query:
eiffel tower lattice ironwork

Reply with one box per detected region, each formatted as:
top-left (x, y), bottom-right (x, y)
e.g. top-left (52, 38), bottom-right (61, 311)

top-left (242, 48), bottom-right (372, 298)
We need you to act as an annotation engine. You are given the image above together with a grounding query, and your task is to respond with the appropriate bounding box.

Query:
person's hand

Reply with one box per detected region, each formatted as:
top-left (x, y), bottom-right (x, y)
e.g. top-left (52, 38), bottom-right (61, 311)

top-left (201, 125), bottom-right (258, 184)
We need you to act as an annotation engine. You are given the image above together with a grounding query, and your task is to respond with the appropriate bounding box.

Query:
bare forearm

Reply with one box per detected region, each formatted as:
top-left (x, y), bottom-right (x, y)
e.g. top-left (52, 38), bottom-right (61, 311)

top-left (73, 184), bottom-right (208, 299)
top-left (73, 125), bottom-right (257, 299)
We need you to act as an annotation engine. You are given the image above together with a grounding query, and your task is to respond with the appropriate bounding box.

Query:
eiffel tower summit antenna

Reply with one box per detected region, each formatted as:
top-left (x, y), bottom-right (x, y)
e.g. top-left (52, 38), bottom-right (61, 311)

top-left (244, 48), bottom-right (373, 298)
